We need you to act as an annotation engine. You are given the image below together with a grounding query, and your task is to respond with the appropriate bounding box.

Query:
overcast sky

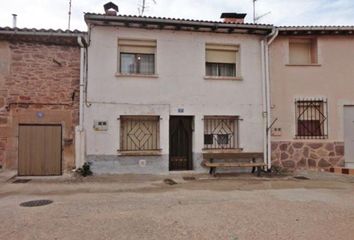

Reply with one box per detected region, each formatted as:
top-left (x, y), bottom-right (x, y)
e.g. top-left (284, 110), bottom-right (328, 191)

top-left (1, 0), bottom-right (354, 31)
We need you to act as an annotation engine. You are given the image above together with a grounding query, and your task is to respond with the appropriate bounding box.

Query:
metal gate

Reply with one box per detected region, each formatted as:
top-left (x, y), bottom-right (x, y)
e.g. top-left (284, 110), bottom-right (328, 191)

top-left (18, 125), bottom-right (62, 176)
top-left (169, 116), bottom-right (193, 171)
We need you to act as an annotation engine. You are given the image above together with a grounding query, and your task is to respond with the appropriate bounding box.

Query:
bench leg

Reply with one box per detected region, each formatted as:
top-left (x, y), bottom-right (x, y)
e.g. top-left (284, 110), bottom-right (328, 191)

top-left (257, 167), bottom-right (262, 177)
top-left (251, 157), bottom-right (256, 173)
top-left (209, 167), bottom-right (216, 176)
top-left (208, 158), bottom-right (215, 176)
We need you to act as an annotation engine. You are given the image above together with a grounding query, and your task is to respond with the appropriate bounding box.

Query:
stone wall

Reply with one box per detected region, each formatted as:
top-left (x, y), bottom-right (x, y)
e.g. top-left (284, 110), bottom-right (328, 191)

top-left (0, 40), bottom-right (80, 170)
top-left (271, 141), bottom-right (345, 170)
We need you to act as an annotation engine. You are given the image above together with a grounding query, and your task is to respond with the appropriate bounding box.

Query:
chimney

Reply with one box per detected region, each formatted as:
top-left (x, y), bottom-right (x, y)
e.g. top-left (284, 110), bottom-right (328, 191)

top-left (104, 2), bottom-right (119, 16)
top-left (220, 13), bottom-right (247, 24)
top-left (12, 14), bottom-right (17, 28)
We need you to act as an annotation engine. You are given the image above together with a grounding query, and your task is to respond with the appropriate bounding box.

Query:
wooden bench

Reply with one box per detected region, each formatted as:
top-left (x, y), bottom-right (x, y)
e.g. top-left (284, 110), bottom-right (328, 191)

top-left (203, 152), bottom-right (266, 176)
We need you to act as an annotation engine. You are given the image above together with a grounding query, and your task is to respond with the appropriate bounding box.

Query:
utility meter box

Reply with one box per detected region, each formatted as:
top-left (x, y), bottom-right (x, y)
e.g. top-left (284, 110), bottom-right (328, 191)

top-left (93, 120), bottom-right (108, 131)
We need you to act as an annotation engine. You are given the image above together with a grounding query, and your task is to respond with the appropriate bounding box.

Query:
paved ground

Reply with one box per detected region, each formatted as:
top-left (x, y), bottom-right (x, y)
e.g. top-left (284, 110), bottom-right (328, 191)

top-left (0, 171), bottom-right (354, 240)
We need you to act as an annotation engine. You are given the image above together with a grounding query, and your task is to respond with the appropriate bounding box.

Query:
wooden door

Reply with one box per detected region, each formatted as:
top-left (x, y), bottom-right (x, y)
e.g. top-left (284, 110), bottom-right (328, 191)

top-left (169, 117), bottom-right (193, 171)
top-left (18, 125), bottom-right (62, 176)
top-left (344, 106), bottom-right (354, 167)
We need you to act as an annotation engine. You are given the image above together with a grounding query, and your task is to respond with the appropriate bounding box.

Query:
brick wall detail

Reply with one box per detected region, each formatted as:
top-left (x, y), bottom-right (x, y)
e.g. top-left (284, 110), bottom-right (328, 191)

top-left (0, 41), bottom-right (80, 170)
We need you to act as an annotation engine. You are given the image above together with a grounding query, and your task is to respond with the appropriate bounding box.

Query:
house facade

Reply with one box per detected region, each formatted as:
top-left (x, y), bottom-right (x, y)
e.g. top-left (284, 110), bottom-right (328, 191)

top-left (0, 28), bottom-right (83, 175)
top-left (83, 13), bottom-right (274, 174)
top-left (269, 27), bottom-right (354, 169)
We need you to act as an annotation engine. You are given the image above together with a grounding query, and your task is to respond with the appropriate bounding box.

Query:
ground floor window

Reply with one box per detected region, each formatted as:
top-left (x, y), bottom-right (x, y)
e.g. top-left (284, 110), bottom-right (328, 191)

top-left (203, 116), bottom-right (239, 149)
top-left (120, 116), bottom-right (160, 151)
top-left (295, 98), bottom-right (328, 139)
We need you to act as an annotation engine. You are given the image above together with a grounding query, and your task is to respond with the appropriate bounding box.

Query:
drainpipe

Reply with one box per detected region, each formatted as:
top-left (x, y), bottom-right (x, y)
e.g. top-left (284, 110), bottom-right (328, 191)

top-left (261, 40), bottom-right (267, 168)
top-left (77, 36), bottom-right (87, 131)
top-left (76, 36), bottom-right (88, 168)
top-left (263, 27), bottom-right (279, 170)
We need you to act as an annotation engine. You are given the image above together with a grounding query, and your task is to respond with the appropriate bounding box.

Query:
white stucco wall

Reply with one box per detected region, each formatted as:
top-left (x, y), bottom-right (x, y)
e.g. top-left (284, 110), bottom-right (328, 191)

top-left (84, 25), bottom-right (265, 172)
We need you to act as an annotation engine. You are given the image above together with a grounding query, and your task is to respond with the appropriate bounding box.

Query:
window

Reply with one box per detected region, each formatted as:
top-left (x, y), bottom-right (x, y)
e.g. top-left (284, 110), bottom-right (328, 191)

top-left (118, 39), bottom-right (156, 75)
top-left (289, 38), bottom-right (317, 65)
top-left (295, 99), bottom-right (328, 139)
top-left (204, 116), bottom-right (239, 149)
top-left (205, 44), bottom-right (239, 77)
top-left (120, 116), bottom-right (160, 151)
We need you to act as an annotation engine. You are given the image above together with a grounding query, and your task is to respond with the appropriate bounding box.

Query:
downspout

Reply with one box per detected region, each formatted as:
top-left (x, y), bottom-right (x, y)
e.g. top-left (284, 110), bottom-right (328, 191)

top-left (261, 40), bottom-right (267, 167)
top-left (77, 36), bottom-right (87, 130)
top-left (76, 36), bottom-right (88, 168)
top-left (264, 27), bottom-right (279, 170)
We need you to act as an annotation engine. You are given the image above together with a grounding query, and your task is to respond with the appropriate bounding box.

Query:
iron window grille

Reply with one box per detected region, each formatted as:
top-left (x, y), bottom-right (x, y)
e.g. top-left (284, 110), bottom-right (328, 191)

top-left (119, 116), bottom-right (160, 151)
top-left (203, 116), bottom-right (239, 149)
top-left (295, 98), bottom-right (328, 139)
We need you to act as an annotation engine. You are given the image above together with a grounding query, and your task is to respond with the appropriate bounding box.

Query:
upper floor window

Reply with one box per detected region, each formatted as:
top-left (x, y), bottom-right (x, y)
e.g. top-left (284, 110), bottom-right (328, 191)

top-left (205, 44), bottom-right (240, 78)
top-left (295, 98), bottom-right (328, 139)
top-left (289, 38), bottom-right (318, 65)
top-left (118, 39), bottom-right (156, 75)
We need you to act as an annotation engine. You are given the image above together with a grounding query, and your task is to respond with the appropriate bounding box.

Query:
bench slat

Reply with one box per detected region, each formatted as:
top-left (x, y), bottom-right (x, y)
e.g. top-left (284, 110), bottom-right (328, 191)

top-left (204, 162), bottom-right (266, 168)
top-left (203, 152), bottom-right (263, 159)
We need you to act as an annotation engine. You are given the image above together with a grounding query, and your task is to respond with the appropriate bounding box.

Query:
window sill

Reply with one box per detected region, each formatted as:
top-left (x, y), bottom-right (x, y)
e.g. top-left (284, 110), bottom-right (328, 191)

top-left (204, 76), bottom-right (243, 81)
top-left (118, 150), bottom-right (162, 156)
top-left (286, 64), bottom-right (321, 67)
top-left (115, 73), bottom-right (159, 78)
top-left (202, 148), bottom-right (243, 153)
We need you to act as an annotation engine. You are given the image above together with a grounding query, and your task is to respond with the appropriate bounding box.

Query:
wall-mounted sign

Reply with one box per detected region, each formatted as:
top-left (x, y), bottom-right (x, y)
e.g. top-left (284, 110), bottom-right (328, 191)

top-left (178, 108), bottom-right (184, 113)
top-left (36, 112), bottom-right (44, 118)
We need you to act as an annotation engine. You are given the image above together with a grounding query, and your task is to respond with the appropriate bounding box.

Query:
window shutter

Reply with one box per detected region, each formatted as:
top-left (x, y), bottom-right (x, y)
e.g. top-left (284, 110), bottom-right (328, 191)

top-left (289, 40), bottom-right (312, 64)
top-left (205, 44), bottom-right (238, 64)
top-left (119, 39), bottom-right (156, 54)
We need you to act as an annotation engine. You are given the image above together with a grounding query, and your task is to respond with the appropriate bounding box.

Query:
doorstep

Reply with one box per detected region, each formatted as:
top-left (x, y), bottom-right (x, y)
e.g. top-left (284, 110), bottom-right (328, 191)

top-left (327, 167), bottom-right (354, 175)
top-left (0, 170), bottom-right (17, 183)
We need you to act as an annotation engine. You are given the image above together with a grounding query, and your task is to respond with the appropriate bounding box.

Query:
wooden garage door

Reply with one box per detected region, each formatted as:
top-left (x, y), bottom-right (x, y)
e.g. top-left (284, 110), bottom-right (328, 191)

top-left (18, 125), bottom-right (62, 176)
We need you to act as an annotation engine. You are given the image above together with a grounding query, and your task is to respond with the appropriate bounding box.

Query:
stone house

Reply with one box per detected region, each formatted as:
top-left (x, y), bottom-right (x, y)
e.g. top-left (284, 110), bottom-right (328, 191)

top-left (81, 11), bottom-right (275, 174)
top-left (269, 26), bottom-right (354, 170)
top-left (0, 27), bottom-right (84, 175)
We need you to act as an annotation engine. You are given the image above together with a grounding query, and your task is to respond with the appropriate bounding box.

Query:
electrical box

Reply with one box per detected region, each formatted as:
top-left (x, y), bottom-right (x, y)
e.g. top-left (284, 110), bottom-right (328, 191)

top-left (93, 120), bottom-right (108, 131)
top-left (271, 127), bottom-right (282, 136)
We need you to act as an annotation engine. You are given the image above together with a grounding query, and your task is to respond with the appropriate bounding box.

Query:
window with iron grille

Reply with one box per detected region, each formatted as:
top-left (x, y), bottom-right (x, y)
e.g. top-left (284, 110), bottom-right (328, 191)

top-left (203, 116), bottom-right (239, 149)
top-left (295, 99), bottom-right (328, 139)
top-left (120, 116), bottom-right (160, 151)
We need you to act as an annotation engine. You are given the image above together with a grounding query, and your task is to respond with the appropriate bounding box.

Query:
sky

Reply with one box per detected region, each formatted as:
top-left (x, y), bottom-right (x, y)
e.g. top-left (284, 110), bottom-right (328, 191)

top-left (1, 0), bottom-right (354, 31)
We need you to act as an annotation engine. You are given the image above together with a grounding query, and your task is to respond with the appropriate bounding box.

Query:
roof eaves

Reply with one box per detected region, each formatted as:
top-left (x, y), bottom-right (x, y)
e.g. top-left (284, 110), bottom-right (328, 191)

top-left (84, 13), bottom-right (273, 31)
top-left (278, 25), bottom-right (354, 32)
top-left (0, 27), bottom-right (86, 37)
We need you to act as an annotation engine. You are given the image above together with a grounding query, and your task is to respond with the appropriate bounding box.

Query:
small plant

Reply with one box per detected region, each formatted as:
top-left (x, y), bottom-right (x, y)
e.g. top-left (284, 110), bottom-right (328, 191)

top-left (77, 162), bottom-right (93, 177)
top-left (271, 165), bottom-right (288, 176)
